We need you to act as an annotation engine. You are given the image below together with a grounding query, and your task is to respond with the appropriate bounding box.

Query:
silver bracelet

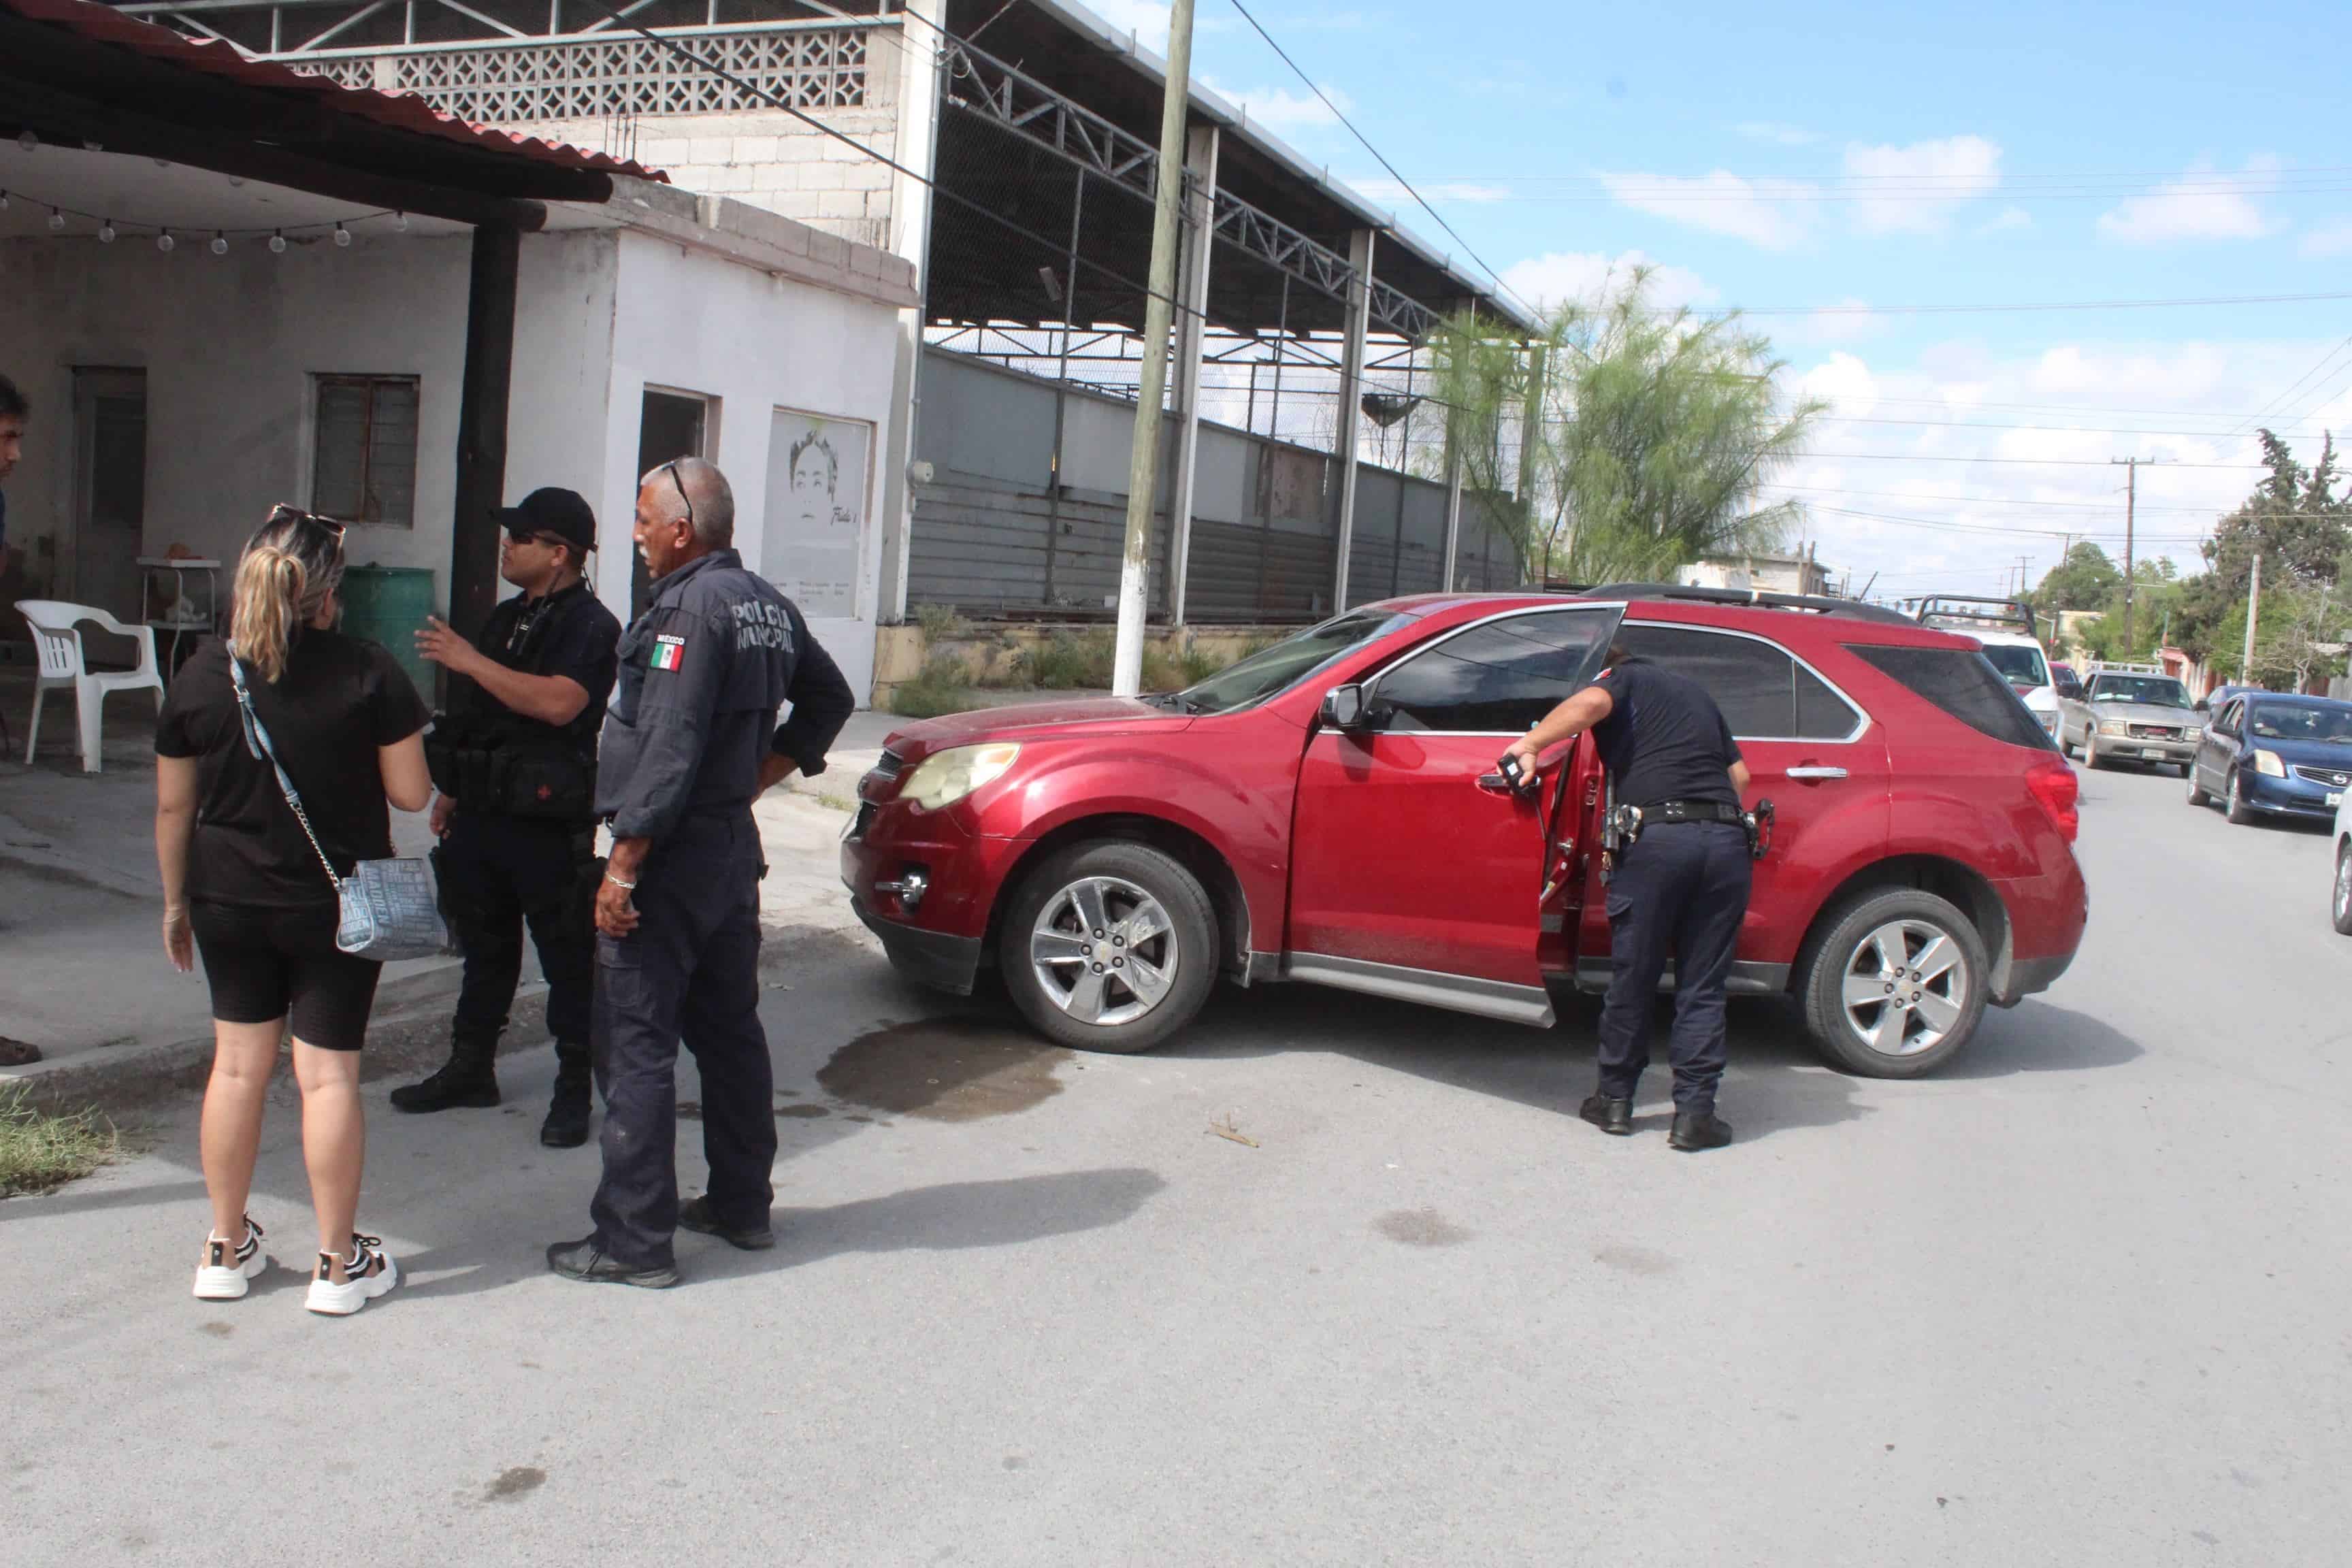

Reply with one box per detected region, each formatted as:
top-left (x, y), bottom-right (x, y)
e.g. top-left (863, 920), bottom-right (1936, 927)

top-left (605, 872), bottom-right (637, 891)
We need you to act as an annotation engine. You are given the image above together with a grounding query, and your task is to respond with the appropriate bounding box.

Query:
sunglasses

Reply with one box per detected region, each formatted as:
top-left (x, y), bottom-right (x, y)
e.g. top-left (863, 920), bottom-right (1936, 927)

top-left (504, 525), bottom-right (549, 546)
top-left (266, 504), bottom-right (346, 546)
top-left (662, 460), bottom-right (696, 534)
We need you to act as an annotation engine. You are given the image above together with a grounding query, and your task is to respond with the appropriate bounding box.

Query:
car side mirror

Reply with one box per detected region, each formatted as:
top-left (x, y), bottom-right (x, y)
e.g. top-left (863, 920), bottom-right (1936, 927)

top-left (1321, 683), bottom-right (1370, 731)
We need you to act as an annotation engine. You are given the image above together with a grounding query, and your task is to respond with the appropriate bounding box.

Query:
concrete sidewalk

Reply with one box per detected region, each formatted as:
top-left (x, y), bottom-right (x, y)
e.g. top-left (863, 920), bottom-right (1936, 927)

top-left (0, 666), bottom-right (902, 1104)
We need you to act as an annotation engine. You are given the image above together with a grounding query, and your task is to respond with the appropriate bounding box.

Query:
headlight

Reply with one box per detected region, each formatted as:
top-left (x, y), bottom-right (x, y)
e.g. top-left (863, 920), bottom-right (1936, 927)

top-left (2183, 726), bottom-right (2202, 741)
top-left (899, 742), bottom-right (1022, 811)
top-left (2252, 749), bottom-right (2286, 778)
top-left (2038, 711), bottom-right (2058, 733)
top-left (2097, 719), bottom-right (2128, 737)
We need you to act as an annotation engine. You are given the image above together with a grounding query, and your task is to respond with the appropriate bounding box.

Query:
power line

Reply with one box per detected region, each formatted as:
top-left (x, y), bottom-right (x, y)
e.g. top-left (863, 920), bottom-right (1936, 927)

top-left (1760, 483), bottom-right (2226, 513)
top-left (2227, 332), bottom-right (2352, 438)
top-left (1797, 452), bottom-right (2266, 468)
top-left (1815, 414), bottom-right (2342, 440)
top-left (1220, 0), bottom-right (1537, 322)
top-left (1695, 291), bottom-right (2352, 318)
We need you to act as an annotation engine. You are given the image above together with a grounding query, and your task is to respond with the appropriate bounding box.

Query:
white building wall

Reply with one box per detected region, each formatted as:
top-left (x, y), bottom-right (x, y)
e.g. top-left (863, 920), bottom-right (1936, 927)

top-left (0, 227), bottom-right (615, 610)
top-left (600, 227), bottom-right (904, 702)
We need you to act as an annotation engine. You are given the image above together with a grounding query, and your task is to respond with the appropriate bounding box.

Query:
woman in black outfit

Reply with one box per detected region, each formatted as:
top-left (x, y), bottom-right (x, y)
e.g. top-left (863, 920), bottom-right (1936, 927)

top-left (156, 506), bottom-right (432, 1316)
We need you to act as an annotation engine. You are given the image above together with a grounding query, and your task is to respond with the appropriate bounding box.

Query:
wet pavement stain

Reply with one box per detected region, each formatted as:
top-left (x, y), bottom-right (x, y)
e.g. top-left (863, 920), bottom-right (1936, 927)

top-left (485, 1467), bottom-right (546, 1503)
top-left (1592, 1243), bottom-right (1677, 1276)
top-left (197, 1322), bottom-right (232, 1339)
top-left (774, 1103), bottom-right (830, 1120)
top-left (1373, 1209), bottom-right (1471, 1247)
top-left (819, 1017), bottom-right (1073, 1122)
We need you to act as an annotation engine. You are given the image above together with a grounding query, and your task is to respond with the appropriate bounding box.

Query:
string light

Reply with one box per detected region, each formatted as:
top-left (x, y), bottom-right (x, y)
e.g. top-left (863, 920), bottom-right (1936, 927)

top-left (46, 208), bottom-right (64, 231)
top-left (333, 223), bottom-right (351, 248)
top-left (269, 230), bottom-right (287, 254)
top-left (18, 130), bottom-right (35, 153)
top-left (157, 231), bottom-right (174, 252)
top-left (210, 231), bottom-right (228, 255)
top-left (4, 186), bottom-right (397, 250)
top-left (99, 220), bottom-right (116, 244)
top-left (0, 191), bottom-right (11, 210)
top-left (392, 211), bottom-right (408, 231)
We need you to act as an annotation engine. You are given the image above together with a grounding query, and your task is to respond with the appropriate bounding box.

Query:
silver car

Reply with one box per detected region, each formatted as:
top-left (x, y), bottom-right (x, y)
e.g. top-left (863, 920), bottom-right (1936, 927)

top-left (2057, 669), bottom-right (2202, 772)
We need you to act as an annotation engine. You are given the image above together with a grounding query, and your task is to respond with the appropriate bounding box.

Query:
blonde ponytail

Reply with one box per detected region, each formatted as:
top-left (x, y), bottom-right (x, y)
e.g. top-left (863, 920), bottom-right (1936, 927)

top-left (230, 546), bottom-right (308, 684)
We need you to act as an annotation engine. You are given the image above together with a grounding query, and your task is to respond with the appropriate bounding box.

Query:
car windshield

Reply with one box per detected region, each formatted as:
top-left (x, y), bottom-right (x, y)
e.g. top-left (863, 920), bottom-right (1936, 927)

top-left (1980, 642), bottom-right (2049, 687)
top-left (1171, 609), bottom-right (1410, 715)
top-left (2089, 675), bottom-right (2189, 707)
top-left (2247, 702), bottom-right (2352, 742)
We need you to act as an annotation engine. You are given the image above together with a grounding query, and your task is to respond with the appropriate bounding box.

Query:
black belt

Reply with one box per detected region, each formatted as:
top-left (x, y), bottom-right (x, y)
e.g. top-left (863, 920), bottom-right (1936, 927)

top-left (1635, 799), bottom-right (1746, 826)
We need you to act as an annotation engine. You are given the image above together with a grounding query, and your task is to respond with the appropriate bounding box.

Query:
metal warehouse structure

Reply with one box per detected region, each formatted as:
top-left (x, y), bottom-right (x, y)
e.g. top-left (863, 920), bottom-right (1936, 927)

top-left (108, 0), bottom-right (1535, 625)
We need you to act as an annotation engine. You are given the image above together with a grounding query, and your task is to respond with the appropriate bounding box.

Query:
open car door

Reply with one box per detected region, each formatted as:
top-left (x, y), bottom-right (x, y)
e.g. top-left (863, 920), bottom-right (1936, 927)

top-left (1286, 604), bottom-right (1621, 1027)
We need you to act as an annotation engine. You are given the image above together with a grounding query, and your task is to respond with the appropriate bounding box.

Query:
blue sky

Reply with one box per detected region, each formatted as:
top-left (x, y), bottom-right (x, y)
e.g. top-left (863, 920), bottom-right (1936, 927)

top-left (1092, 0), bottom-right (2352, 603)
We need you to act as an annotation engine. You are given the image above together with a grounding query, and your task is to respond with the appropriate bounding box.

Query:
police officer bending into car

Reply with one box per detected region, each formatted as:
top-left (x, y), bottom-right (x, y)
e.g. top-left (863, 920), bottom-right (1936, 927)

top-left (1506, 642), bottom-right (1753, 1152)
top-left (397, 488), bottom-right (621, 1147)
top-left (546, 457), bottom-right (854, 1288)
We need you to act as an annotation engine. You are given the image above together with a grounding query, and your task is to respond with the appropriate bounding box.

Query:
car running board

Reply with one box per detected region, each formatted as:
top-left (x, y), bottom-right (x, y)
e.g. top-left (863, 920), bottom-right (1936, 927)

top-left (1284, 952), bottom-right (1556, 1028)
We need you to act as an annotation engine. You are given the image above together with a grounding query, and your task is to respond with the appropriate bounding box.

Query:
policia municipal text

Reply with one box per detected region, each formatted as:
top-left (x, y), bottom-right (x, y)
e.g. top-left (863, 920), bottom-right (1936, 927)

top-left (1506, 646), bottom-right (1754, 1152)
top-left (546, 457), bottom-right (854, 1288)
top-left (397, 487), bottom-right (621, 1147)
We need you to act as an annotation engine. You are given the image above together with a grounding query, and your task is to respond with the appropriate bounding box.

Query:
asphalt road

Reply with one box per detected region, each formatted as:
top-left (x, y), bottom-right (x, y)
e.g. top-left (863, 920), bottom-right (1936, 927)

top-left (4, 760), bottom-right (2345, 1566)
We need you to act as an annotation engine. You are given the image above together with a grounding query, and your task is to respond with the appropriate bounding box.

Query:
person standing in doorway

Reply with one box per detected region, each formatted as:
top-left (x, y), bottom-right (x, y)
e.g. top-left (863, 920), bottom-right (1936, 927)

top-left (0, 373), bottom-right (27, 571)
top-left (394, 487), bottom-right (620, 1146)
top-left (1505, 643), bottom-right (1753, 1152)
top-left (546, 457), bottom-right (853, 1288)
top-left (156, 506), bottom-right (433, 1313)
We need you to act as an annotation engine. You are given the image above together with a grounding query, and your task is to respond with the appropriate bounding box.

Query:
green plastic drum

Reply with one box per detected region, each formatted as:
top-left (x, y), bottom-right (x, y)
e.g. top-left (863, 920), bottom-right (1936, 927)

top-left (338, 566), bottom-right (437, 700)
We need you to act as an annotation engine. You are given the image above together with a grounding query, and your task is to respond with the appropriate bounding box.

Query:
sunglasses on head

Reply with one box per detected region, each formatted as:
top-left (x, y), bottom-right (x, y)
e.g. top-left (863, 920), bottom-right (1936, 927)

top-left (662, 460), bottom-right (696, 534)
top-left (266, 504), bottom-right (346, 546)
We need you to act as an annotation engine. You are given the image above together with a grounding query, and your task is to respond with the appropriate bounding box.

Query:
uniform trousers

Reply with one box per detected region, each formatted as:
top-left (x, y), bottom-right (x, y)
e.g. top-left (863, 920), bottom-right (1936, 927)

top-left (589, 810), bottom-right (775, 1269)
top-left (1596, 820), bottom-right (1752, 1111)
top-left (440, 813), bottom-right (598, 1066)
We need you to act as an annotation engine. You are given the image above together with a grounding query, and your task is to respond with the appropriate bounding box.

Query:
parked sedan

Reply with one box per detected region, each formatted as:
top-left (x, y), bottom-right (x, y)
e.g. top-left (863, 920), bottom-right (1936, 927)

top-left (2332, 788), bottom-right (2352, 935)
top-left (2189, 693), bottom-right (2352, 825)
top-left (2058, 670), bottom-right (2202, 772)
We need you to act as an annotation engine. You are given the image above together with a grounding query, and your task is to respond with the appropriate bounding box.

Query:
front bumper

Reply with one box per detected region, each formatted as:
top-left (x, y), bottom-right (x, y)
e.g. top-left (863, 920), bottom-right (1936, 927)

top-left (2240, 770), bottom-right (2343, 819)
top-left (2093, 732), bottom-right (2197, 764)
top-left (851, 894), bottom-right (984, 994)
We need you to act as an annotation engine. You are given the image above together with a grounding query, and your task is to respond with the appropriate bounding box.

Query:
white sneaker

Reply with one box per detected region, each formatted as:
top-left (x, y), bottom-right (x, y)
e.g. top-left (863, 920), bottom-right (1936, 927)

top-left (304, 1233), bottom-right (399, 1317)
top-left (193, 1217), bottom-right (269, 1301)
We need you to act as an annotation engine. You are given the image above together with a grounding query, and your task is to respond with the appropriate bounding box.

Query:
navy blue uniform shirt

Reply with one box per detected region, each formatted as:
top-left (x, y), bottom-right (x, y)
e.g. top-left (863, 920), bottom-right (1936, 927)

top-left (594, 549), bottom-right (855, 842)
top-left (1587, 657), bottom-right (1744, 811)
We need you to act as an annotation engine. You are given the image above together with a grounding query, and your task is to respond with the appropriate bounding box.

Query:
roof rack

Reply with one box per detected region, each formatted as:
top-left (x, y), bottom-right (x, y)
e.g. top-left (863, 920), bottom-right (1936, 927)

top-left (1910, 595), bottom-right (2039, 636)
top-left (1584, 582), bottom-right (1923, 628)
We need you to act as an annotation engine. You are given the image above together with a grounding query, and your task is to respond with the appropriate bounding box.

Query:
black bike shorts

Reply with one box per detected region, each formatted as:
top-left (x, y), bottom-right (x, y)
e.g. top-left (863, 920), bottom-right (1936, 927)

top-left (190, 900), bottom-right (382, 1052)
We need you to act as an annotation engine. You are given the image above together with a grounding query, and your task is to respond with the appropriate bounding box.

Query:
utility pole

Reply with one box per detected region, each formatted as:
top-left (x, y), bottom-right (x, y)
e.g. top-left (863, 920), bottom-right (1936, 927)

top-left (2242, 552), bottom-right (2261, 679)
top-left (1111, 0), bottom-right (1196, 696)
top-left (2111, 457), bottom-right (2153, 656)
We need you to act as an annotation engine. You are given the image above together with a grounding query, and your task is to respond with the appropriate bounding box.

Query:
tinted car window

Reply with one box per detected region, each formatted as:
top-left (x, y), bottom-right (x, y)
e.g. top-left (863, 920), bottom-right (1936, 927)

top-left (1793, 662), bottom-right (1863, 740)
top-left (2247, 702), bottom-right (2352, 742)
top-left (1980, 642), bottom-right (2050, 687)
top-left (1617, 624), bottom-right (1833, 738)
top-left (1847, 644), bottom-right (2055, 751)
top-left (1376, 610), bottom-right (1616, 732)
top-left (1179, 608), bottom-right (1407, 715)
top-left (2086, 674), bottom-right (2190, 707)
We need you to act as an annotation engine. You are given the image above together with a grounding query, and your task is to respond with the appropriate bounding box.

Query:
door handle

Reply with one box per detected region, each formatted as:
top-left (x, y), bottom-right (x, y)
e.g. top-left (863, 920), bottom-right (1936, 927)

top-left (1476, 772), bottom-right (1514, 794)
top-left (1785, 766), bottom-right (1848, 780)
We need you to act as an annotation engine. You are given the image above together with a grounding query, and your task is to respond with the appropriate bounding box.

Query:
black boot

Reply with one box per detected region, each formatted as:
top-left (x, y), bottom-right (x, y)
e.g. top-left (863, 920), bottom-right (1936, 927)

top-left (539, 1046), bottom-right (592, 1149)
top-left (1578, 1094), bottom-right (1633, 1136)
top-left (1669, 1107), bottom-right (1735, 1152)
top-left (389, 1043), bottom-right (500, 1113)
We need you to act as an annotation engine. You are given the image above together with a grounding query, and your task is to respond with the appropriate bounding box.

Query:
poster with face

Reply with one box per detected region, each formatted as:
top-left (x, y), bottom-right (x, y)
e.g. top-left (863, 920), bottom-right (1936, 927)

top-left (762, 407), bottom-right (870, 618)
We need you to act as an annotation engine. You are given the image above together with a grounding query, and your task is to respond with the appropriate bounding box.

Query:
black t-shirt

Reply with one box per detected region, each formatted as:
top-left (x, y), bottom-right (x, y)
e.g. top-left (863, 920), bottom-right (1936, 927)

top-left (156, 633), bottom-right (431, 909)
top-left (457, 581), bottom-right (622, 752)
top-left (1588, 657), bottom-right (1744, 810)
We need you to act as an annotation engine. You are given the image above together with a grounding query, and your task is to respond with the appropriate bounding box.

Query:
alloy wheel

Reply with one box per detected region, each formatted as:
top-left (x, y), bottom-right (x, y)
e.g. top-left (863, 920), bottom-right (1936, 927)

top-left (1028, 875), bottom-right (1179, 1026)
top-left (2336, 847), bottom-right (2352, 929)
top-left (1838, 919), bottom-right (1970, 1058)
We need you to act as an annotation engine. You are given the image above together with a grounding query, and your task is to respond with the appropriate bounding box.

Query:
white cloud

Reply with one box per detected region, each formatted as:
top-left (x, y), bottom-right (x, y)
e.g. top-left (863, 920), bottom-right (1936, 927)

top-left (1979, 206), bottom-right (2034, 235)
top-left (1599, 170), bottom-right (1820, 250)
top-left (1734, 121), bottom-right (1820, 146)
top-left (1777, 301), bottom-right (1890, 348)
top-left (1203, 79), bottom-right (1351, 129)
top-left (2301, 220), bottom-right (2352, 257)
top-left (1841, 135), bottom-right (2003, 236)
top-left (1500, 249), bottom-right (1718, 312)
top-left (2097, 159), bottom-right (2279, 244)
top-left (1350, 178), bottom-right (1512, 206)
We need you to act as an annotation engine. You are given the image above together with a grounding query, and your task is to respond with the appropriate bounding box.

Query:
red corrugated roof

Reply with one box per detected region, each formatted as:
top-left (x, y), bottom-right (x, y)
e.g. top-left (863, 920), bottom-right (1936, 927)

top-left (3, 0), bottom-right (665, 183)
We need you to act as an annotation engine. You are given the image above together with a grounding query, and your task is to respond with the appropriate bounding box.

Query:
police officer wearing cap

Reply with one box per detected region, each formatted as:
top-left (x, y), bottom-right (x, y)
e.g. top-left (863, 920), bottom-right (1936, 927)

top-left (547, 456), bottom-right (853, 1288)
top-left (397, 487), bottom-right (621, 1146)
top-left (1506, 642), bottom-right (1753, 1152)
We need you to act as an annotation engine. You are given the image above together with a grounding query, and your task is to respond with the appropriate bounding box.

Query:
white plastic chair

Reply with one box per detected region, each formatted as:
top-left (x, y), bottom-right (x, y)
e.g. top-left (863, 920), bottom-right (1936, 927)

top-left (18, 600), bottom-right (165, 773)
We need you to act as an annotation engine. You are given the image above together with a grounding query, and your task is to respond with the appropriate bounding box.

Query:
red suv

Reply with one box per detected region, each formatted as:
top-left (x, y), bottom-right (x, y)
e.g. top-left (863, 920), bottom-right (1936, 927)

top-left (842, 587), bottom-right (2086, 1077)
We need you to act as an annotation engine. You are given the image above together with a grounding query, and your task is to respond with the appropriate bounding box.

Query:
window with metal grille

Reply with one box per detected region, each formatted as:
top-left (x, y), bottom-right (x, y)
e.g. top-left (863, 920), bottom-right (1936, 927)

top-left (312, 376), bottom-right (419, 527)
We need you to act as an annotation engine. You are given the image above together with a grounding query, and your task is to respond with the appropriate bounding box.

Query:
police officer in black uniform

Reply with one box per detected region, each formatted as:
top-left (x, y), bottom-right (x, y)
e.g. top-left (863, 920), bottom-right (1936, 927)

top-left (395, 487), bottom-right (621, 1147)
top-left (546, 456), bottom-right (853, 1288)
top-left (1507, 643), bottom-right (1752, 1152)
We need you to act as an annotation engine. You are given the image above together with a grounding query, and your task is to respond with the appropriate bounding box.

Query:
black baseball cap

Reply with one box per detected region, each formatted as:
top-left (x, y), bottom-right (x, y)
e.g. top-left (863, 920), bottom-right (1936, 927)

top-left (494, 487), bottom-right (598, 553)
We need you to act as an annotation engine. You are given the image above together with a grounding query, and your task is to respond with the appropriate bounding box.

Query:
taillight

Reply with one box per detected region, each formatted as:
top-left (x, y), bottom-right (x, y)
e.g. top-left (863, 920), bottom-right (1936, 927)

top-left (2026, 762), bottom-right (2079, 843)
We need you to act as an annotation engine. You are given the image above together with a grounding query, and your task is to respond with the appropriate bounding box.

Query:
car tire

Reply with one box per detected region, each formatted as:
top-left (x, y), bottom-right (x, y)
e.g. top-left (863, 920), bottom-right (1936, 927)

top-left (2185, 765), bottom-right (2209, 806)
top-left (2082, 733), bottom-right (2104, 770)
top-left (2225, 772), bottom-right (2256, 825)
top-left (998, 839), bottom-right (1218, 1054)
top-left (1799, 887), bottom-right (1989, 1079)
top-left (2334, 843), bottom-right (2352, 936)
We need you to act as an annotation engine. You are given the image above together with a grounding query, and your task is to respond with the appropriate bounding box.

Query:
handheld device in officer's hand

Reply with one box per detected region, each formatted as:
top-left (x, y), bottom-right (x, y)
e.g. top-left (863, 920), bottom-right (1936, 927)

top-left (1494, 749), bottom-right (1535, 794)
top-left (1744, 798), bottom-right (1776, 861)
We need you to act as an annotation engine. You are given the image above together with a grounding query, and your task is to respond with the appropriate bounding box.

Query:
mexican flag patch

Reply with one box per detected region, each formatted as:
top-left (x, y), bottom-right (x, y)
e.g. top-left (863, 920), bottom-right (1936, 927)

top-left (650, 634), bottom-right (686, 672)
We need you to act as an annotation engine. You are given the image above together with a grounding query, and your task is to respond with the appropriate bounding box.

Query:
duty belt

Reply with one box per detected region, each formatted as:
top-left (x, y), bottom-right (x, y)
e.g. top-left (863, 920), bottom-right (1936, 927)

top-left (1608, 797), bottom-right (1776, 864)
top-left (1630, 799), bottom-right (1747, 828)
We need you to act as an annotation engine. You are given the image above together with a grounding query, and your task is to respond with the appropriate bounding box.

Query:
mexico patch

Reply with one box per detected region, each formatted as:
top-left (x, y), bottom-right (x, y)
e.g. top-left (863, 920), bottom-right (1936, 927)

top-left (649, 634), bottom-right (686, 671)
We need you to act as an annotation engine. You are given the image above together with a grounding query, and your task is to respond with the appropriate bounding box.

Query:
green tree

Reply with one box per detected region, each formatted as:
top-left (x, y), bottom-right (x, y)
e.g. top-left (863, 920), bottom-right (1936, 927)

top-left (2172, 430), bottom-right (2352, 660)
top-left (1427, 267), bottom-right (1825, 584)
top-left (2029, 541), bottom-right (2123, 612)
